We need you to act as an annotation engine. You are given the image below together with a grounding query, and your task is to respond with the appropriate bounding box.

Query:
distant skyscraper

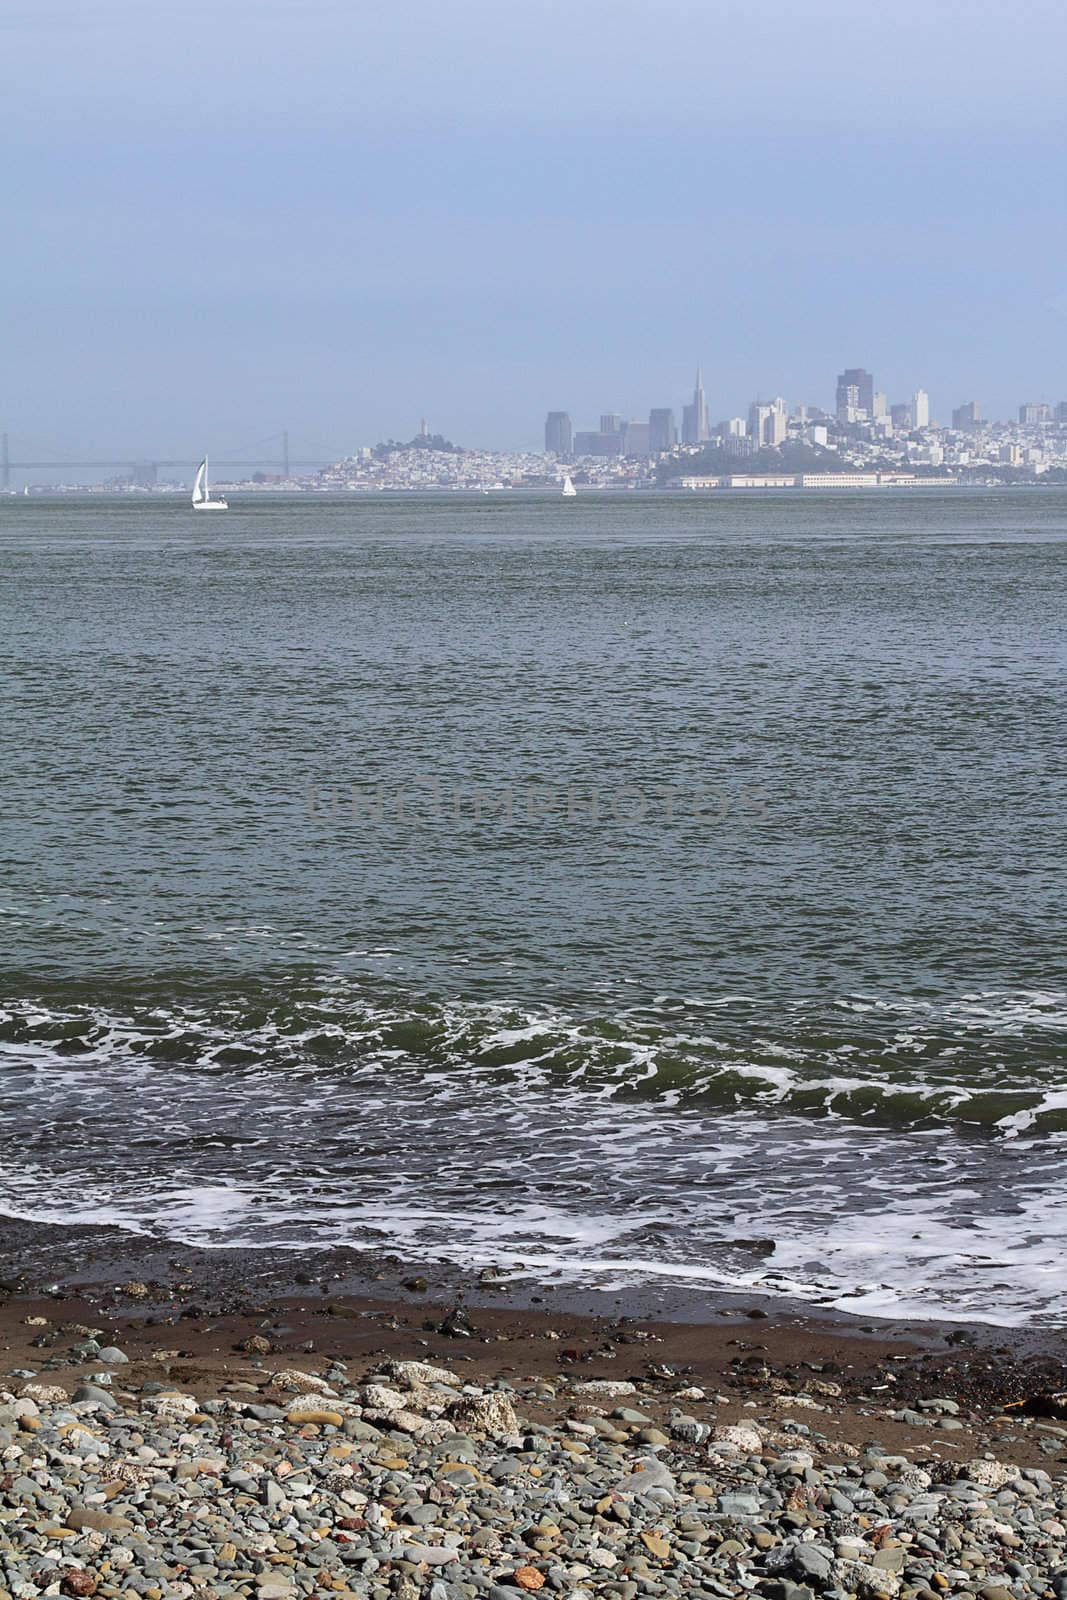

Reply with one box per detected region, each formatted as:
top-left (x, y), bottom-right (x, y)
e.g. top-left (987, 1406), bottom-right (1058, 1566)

top-left (682, 368), bottom-right (710, 445)
top-left (574, 429), bottom-right (623, 456)
top-left (912, 389), bottom-right (930, 428)
top-left (835, 368), bottom-right (874, 422)
top-left (621, 420), bottom-right (650, 457)
top-left (748, 397), bottom-right (787, 448)
top-left (952, 401), bottom-right (981, 430)
top-left (695, 369), bottom-right (709, 441)
top-left (1056, 401), bottom-right (1067, 424)
top-left (1019, 402), bottom-right (1052, 425)
top-left (648, 408), bottom-right (677, 453)
top-left (890, 402), bottom-right (912, 429)
top-left (600, 413), bottom-right (623, 436)
top-left (545, 412), bottom-right (573, 455)
top-left (872, 392), bottom-right (888, 419)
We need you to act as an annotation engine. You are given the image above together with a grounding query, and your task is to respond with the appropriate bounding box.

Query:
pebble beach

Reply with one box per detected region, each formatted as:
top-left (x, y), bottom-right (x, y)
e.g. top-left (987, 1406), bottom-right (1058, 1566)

top-left (5, 1268), bottom-right (1067, 1600)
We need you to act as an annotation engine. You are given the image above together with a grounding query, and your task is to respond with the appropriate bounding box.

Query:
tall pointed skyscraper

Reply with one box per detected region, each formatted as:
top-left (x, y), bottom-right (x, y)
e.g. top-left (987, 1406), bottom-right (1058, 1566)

top-left (694, 368), bottom-right (709, 441)
top-left (682, 367), bottom-right (710, 445)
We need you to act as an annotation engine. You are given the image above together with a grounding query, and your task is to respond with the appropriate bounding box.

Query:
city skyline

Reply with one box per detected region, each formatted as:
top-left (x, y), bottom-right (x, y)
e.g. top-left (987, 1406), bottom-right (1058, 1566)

top-left (541, 363), bottom-right (1067, 462)
top-left (4, 0), bottom-right (1067, 454)
top-left (9, 358), bottom-right (1067, 493)
top-left (7, 361), bottom-right (1067, 478)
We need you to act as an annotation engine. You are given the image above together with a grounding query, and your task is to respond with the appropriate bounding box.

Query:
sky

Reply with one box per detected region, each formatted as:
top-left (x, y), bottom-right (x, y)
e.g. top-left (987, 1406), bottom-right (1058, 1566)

top-left (3, 0), bottom-right (1067, 459)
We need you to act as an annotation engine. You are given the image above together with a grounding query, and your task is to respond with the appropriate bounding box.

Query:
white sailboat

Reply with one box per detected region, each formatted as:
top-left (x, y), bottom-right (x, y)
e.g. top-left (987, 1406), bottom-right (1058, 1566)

top-left (561, 474), bottom-right (577, 498)
top-left (191, 455), bottom-right (228, 511)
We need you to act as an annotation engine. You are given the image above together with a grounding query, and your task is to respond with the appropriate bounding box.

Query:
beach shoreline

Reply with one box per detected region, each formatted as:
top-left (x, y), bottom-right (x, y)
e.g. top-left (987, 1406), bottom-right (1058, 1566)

top-left (7, 1218), bottom-right (1067, 1594)
top-left (3, 1215), bottom-right (1067, 1445)
top-left (3, 1213), bottom-right (1065, 1342)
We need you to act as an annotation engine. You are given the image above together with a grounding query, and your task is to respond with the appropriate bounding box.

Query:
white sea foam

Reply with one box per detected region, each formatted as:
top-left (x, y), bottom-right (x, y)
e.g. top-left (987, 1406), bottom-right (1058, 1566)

top-left (3, 987), bottom-right (1067, 1324)
top-left (996, 1089), bottom-right (1067, 1136)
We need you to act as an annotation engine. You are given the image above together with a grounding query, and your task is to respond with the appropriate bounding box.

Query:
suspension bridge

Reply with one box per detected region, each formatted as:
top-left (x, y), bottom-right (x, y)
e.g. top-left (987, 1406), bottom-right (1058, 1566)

top-left (0, 431), bottom-right (345, 489)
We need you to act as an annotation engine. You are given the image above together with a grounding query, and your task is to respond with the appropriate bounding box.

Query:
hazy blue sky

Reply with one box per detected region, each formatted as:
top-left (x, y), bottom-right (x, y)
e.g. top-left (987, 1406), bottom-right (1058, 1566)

top-left (4, 0), bottom-right (1067, 458)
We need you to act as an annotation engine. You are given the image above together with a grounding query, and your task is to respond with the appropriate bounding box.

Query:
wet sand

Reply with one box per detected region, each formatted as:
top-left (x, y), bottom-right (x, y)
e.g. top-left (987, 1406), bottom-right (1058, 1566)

top-left (3, 1218), bottom-right (1067, 1470)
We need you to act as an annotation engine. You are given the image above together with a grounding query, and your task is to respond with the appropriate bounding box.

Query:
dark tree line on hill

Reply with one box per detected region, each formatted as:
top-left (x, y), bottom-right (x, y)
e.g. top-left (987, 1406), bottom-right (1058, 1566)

top-left (656, 442), bottom-right (843, 481)
top-left (374, 434), bottom-right (462, 456)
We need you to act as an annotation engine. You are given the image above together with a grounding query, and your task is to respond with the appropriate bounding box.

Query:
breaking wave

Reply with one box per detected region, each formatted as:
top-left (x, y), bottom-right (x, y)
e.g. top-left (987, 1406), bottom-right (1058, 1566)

top-left (3, 980), bottom-right (1067, 1325)
top-left (1, 980), bottom-right (1065, 1135)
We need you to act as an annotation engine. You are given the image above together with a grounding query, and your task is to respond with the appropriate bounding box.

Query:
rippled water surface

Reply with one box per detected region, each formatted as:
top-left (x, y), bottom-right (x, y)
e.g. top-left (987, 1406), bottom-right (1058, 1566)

top-left (2, 491), bottom-right (1066, 1321)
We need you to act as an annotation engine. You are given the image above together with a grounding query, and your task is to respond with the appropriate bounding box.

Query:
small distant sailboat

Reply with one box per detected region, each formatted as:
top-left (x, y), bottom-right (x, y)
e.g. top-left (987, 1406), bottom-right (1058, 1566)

top-left (191, 455), bottom-right (228, 511)
top-left (561, 474), bottom-right (577, 498)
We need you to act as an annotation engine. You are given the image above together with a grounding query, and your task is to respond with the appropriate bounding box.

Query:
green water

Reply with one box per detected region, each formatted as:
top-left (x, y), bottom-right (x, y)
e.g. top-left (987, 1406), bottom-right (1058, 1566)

top-left (1, 490), bottom-right (1066, 1321)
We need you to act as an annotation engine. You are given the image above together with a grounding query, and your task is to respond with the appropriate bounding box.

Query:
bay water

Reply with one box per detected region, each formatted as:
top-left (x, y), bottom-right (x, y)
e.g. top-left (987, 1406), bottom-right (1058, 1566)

top-left (2, 490), bottom-right (1066, 1323)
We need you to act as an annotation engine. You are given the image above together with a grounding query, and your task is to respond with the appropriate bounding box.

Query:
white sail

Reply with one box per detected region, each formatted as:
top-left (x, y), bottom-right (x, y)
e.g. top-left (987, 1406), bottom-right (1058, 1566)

top-left (561, 474), bottom-right (577, 497)
top-left (192, 453), bottom-right (228, 510)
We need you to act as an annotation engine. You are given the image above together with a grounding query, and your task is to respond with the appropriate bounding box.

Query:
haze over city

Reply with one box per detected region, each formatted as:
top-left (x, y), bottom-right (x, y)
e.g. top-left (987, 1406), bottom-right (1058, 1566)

top-left (4, 0), bottom-right (1067, 455)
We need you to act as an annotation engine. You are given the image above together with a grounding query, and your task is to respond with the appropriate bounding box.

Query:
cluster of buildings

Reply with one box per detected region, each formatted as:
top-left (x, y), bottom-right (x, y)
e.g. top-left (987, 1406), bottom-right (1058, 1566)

top-left (12, 366), bottom-right (1067, 496)
top-left (312, 442), bottom-right (558, 493)
top-left (53, 370), bottom-right (1061, 495)
top-left (544, 366), bottom-right (1067, 483)
top-left (545, 370), bottom-right (831, 459)
top-left (546, 371), bottom-right (716, 458)
top-left (305, 370), bottom-right (1067, 491)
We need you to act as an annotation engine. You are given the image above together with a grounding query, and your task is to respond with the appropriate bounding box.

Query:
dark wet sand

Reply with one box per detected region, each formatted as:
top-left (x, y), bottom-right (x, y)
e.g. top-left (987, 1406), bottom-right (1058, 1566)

top-left (3, 1218), bottom-right (1067, 1469)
